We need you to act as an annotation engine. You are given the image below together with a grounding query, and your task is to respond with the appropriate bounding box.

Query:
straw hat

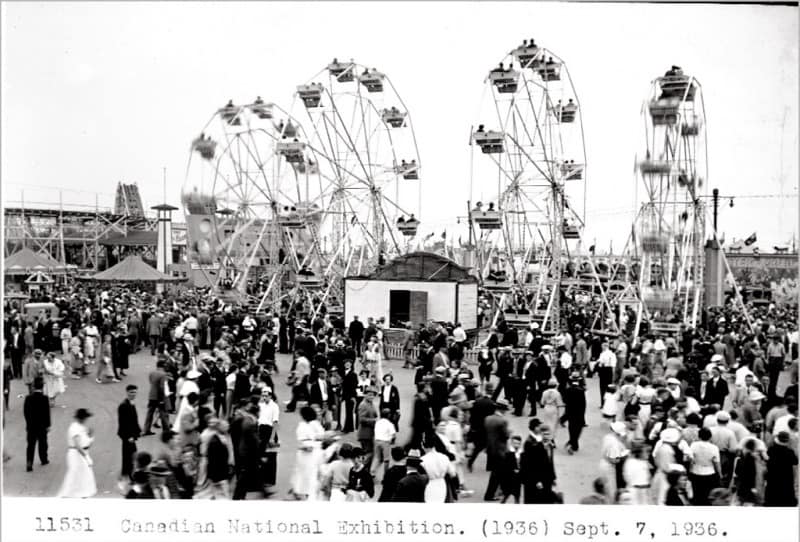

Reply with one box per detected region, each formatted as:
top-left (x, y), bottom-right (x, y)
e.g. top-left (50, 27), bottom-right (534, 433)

top-left (660, 428), bottom-right (681, 444)
top-left (610, 421), bottom-right (627, 437)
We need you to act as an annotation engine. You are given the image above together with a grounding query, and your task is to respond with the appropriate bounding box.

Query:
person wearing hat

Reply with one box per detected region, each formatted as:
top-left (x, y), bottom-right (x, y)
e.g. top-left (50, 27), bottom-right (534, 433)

top-left (562, 371), bottom-right (587, 454)
top-left (345, 446), bottom-right (375, 502)
top-left (599, 421), bottom-right (629, 502)
top-left (741, 388), bottom-right (766, 434)
top-left (379, 373), bottom-right (401, 430)
top-left (357, 387), bottom-right (379, 467)
top-left (57, 408), bottom-right (97, 498)
top-left (392, 449), bottom-right (428, 502)
top-left (765, 430), bottom-right (799, 506)
top-left (111, 326), bottom-right (131, 378)
top-left (429, 365), bottom-right (450, 423)
top-left (23, 376), bottom-right (50, 472)
top-left (483, 403), bottom-right (511, 501)
top-left (22, 349), bottom-right (44, 395)
top-left (520, 418), bottom-right (557, 504)
top-left (117, 384), bottom-right (141, 481)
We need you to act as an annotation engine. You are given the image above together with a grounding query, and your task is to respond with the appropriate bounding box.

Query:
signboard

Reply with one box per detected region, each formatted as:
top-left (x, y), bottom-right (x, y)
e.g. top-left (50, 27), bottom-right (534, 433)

top-left (456, 282), bottom-right (479, 330)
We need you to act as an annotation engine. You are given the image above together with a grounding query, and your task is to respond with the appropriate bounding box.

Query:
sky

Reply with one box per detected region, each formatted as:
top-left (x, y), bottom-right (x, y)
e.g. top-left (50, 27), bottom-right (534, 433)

top-left (2, 1), bottom-right (798, 251)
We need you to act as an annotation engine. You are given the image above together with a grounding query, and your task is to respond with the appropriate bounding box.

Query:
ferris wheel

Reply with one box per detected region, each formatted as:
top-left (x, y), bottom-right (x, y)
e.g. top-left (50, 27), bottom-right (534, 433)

top-left (635, 66), bottom-right (708, 326)
top-left (182, 97), bottom-right (318, 296)
top-left (468, 39), bottom-right (588, 330)
top-left (287, 59), bottom-right (422, 285)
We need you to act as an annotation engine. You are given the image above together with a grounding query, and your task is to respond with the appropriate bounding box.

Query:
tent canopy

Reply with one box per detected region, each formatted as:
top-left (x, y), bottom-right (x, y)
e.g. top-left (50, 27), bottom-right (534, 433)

top-left (85, 254), bottom-right (185, 283)
top-left (4, 248), bottom-right (68, 275)
top-left (25, 271), bottom-right (54, 284)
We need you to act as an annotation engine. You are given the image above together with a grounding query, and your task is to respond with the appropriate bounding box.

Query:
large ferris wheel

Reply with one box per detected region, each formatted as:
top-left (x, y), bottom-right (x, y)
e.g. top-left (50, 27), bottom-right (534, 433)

top-left (182, 98), bottom-right (311, 295)
top-left (182, 59), bottom-right (422, 315)
top-left (468, 39), bottom-right (588, 331)
top-left (288, 59), bottom-right (422, 282)
top-left (635, 66), bottom-right (708, 326)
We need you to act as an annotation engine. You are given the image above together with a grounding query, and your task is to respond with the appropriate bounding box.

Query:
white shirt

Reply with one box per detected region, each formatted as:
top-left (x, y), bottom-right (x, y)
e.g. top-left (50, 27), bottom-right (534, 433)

top-left (598, 350), bottom-right (616, 368)
top-left (653, 339), bottom-right (666, 352)
top-left (735, 366), bottom-right (755, 386)
top-left (453, 327), bottom-right (467, 343)
top-left (560, 352), bottom-right (573, 370)
top-left (258, 399), bottom-right (280, 426)
top-left (689, 440), bottom-right (720, 476)
top-left (374, 418), bottom-right (396, 442)
top-left (774, 414), bottom-right (796, 436)
top-left (183, 316), bottom-right (198, 331)
top-left (242, 317), bottom-right (255, 331)
top-left (318, 380), bottom-right (328, 402)
top-left (225, 372), bottom-right (237, 391)
top-left (382, 385), bottom-right (392, 404)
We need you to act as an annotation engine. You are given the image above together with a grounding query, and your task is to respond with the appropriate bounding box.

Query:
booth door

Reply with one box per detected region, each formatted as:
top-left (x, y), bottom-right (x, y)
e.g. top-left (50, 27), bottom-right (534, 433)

top-left (408, 291), bottom-right (428, 327)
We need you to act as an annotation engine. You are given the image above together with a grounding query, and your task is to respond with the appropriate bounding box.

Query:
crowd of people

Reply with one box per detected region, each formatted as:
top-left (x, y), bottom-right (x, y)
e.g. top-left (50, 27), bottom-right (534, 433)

top-left (2, 283), bottom-right (798, 506)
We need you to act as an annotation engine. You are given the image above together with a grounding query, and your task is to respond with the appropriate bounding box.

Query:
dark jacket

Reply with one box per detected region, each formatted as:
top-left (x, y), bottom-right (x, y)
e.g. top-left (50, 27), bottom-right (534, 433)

top-left (117, 399), bottom-right (141, 440)
top-left (392, 470), bottom-right (429, 502)
top-left (379, 385), bottom-right (400, 413)
top-left (378, 464), bottom-right (407, 502)
top-left (23, 391), bottom-right (50, 432)
top-left (348, 320), bottom-right (364, 341)
top-left (484, 414), bottom-right (510, 470)
top-left (521, 436), bottom-right (555, 503)
top-left (148, 369), bottom-right (169, 402)
top-left (347, 466), bottom-right (375, 498)
top-left (341, 371), bottom-right (358, 400)
top-left (309, 379), bottom-right (335, 409)
top-left (702, 377), bottom-right (729, 406)
top-left (499, 449), bottom-right (522, 494)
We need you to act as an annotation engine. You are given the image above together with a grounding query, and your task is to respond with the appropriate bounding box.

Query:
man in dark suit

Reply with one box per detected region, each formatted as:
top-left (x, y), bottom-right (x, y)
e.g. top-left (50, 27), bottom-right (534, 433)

top-left (118, 384), bottom-right (141, 479)
top-left (309, 369), bottom-right (335, 426)
top-left (6, 325), bottom-right (24, 378)
top-left (409, 383), bottom-right (433, 449)
top-left (521, 418), bottom-right (556, 503)
top-left (499, 435), bottom-right (523, 503)
top-left (340, 360), bottom-right (358, 433)
top-left (703, 366), bottom-right (729, 407)
top-left (483, 403), bottom-right (510, 501)
top-left (233, 399), bottom-right (261, 500)
top-left (348, 316), bottom-right (365, 356)
top-left (142, 361), bottom-right (170, 435)
top-left (391, 450), bottom-right (428, 502)
top-left (23, 377), bottom-right (50, 472)
top-left (379, 373), bottom-right (401, 429)
top-left (467, 383), bottom-right (496, 471)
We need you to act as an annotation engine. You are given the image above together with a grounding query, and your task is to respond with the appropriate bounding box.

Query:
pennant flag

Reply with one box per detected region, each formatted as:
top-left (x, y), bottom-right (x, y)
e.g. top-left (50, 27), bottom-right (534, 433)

top-left (441, 230), bottom-right (447, 239)
top-left (424, 232), bottom-right (435, 241)
top-left (589, 244), bottom-right (596, 255)
top-left (744, 233), bottom-right (757, 246)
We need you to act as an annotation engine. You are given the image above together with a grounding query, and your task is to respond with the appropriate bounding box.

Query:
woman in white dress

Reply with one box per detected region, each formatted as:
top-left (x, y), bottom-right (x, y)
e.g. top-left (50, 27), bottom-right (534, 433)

top-left (42, 353), bottom-right (66, 406)
top-left (57, 409), bottom-right (97, 498)
top-left (291, 406), bottom-right (325, 500)
top-left (539, 379), bottom-right (564, 442)
top-left (421, 436), bottom-right (455, 503)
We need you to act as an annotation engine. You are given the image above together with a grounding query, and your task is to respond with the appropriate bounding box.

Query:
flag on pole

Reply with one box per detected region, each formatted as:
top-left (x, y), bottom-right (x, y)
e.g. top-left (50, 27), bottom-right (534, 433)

top-left (744, 232), bottom-right (757, 246)
top-left (424, 232), bottom-right (435, 241)
top-left (589, 244), bottom-right (596, 255)
top-left (441, 230), bottom-right (447, 239)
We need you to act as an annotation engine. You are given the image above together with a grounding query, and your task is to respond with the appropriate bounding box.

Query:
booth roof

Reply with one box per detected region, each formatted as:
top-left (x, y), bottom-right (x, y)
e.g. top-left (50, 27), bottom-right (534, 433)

top-left (351, 251), bottom-right (476, 283)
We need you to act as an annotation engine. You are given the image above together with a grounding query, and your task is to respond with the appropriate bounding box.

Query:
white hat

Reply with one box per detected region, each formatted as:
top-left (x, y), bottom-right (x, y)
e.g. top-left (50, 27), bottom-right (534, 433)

top-left (186, 369), bottom-right (201, 379)
top-left (711, 354), bottom-right (724, 362)
top-left (610, 421), bottom-right (627, 437)
top-left (667, 377), bottom-right (681, 386)
top-left (530, 323), bottom-right (539, 330)
top-left (748, 389), bottom-right (766, 402)
top-left (660, 428), bottom-right (681, 444)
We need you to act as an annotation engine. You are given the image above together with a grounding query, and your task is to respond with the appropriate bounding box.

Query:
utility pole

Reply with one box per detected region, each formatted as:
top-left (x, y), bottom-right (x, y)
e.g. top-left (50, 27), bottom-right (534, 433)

top-left (712, 187), bottom-right (720, 234)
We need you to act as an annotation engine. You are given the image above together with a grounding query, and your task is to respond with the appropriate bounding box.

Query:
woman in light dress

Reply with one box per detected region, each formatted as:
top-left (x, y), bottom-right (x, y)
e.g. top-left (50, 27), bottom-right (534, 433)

top-left (599, 421), bottom-right (630, 503)
top-left (291, 406), bottom-right (325, 500)
top-left (539, 378), bottom-right (564, 442)
top-left (69, 331), bottom-right (84, 379)
top-left (421, 435), bottom-right (455, 502)
top-left (42, 353), bottom-right (66, 406)
top-left (60, 323), bottom-right (73, 357)
top-left (57, 409), bottom-right (97, 498)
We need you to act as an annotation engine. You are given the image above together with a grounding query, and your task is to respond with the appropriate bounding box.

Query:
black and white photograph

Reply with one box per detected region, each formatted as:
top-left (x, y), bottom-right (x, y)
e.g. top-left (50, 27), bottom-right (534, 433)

top-left (1, 1), bottom-right (798, 538)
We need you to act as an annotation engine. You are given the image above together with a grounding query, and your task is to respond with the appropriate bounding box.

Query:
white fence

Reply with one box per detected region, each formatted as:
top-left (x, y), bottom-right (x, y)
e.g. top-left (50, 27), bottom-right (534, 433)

top-left (383, 342), bottom-right (480, 364)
